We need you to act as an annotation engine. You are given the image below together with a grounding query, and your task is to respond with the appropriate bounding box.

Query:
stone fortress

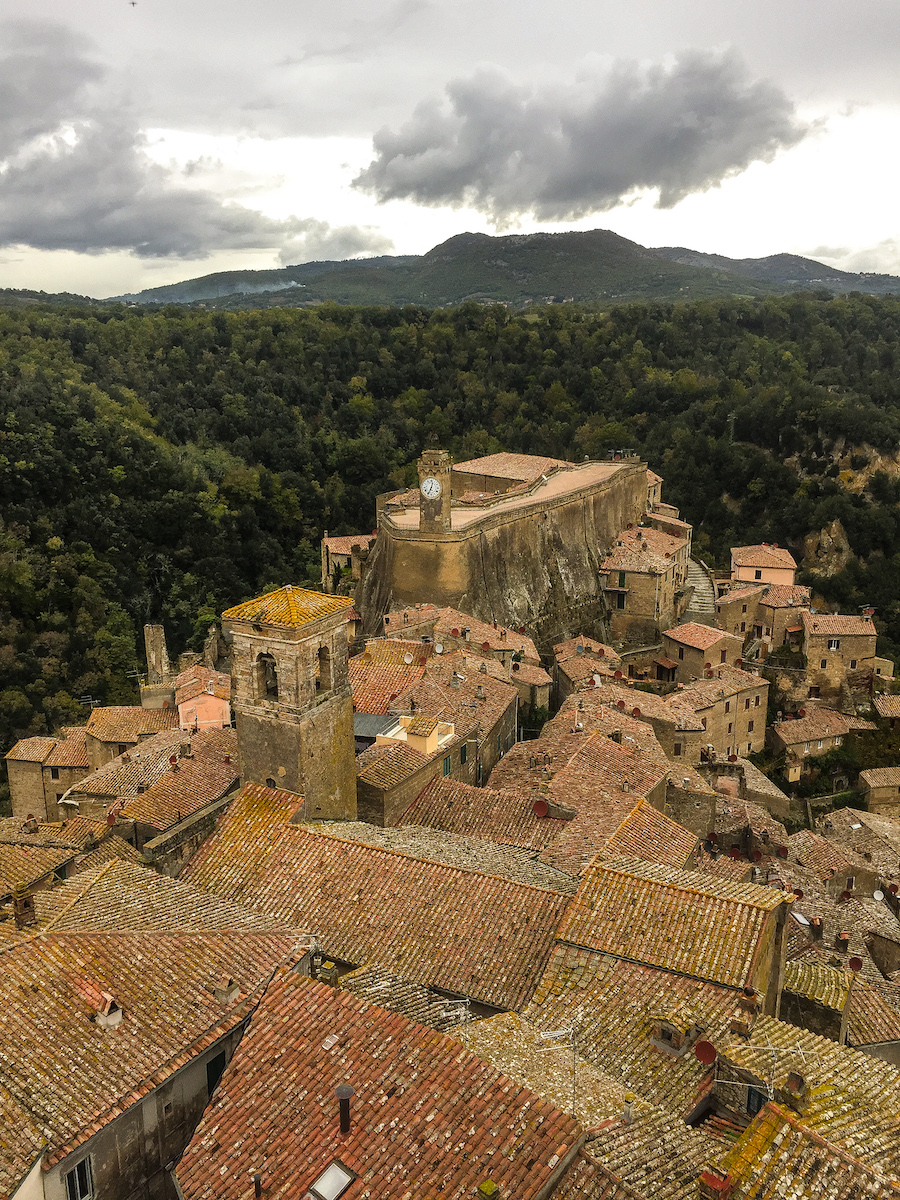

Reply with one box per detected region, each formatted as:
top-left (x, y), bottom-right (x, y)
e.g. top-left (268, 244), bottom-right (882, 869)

top-left (357, 448), bottom-right (650, 645)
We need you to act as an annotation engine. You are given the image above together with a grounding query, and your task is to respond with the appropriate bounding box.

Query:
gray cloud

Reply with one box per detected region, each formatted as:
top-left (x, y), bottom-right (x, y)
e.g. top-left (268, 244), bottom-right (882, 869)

top-left (355, 51), bottom-right (810, 221)
top-left (278, 0), bottom-right (430, 66)
top-left (0, 20), bottom-right (391, 261)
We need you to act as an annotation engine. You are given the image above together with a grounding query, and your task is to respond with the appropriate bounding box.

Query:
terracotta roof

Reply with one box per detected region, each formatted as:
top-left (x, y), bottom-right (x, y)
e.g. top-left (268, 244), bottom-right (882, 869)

top-left (173, 664), bottom-right (231, 706)
top-left (554, 636), bottom-right (621, 665)
top-left (119, 727), bottom-right (238, 831)
top-left (875, 694), bottom-right (900, 719)
top-left (0, 1082), bottom-right (44, 1200)
top-left (601, 801), bottom-right (697, 867)
top-left (664, 623), bottom-right (742, 652)
top-left (176, 973), bottom-right (582, 1200)
top-left (783, 959), bottom-right (853, 1010)
top-left (70, 834), bottom-right (146, 874)
top-left (847, 977), bottom-right (900, 1047)
top-left (3, 736), bottom-right (57, 764)
top-left (774, 708), bottom-right (853, 745)
top-left (678, 665), bottom-right (766, 710)
top-left (453, 451), bottom-right (572, 481)
top-left (433, 607), bottom-right (541, 663)
top-left (0, 929), bottom-right (305, 1168)
top-left (557, 655), bottom-right (618, 688)
top-left (85, 705), bottom-right (178, 743)
top-left (557, 855), bottom-right (788, 989)
top-left (759, 584), bottom-right (812, 609)
top-left (802, 610), bottom-right (877, 638)
top-left (338, 963), bottom-right (474, 1034)
top-left (602, 526), bottom-right (687, 575)
top-left (222, 584), bottom-right (353, 628)
top-left (69, 728), bottom-right (190, 801)
top-left (718, 585), bottom-right (766, 605)
top-left (721, 1015), bottom-right (900, 1178)
top-left (390, 656), bottom-right (517, 745)
top-left (349, 657), bottom-right (426, 715)
top-left (321, 532), bottom-right (376, 555)
top-left (382, 602), bottom-right (440, 629)
top-left (527, 944), bottom-right (745, 1116)
top-left (787, 829), bottom-right (873, 881)
top-left (356, 739), bottom-right (431, 789)
top-left (605, 682), bottom-right (706, 731)
top-left (0, 814), bottom-right (107, 850)
top-left (32, 859), bottom-right (293, 934)
top-left (0, 843), bottom-right (73, 896)
top-left (721, 1102), bottom-right (900, 1200)
top-left (861, 767), bottom-right (900, 789)
top-left (43, 726), bottom-right (89, 769)
top-left (398, 776), bottom-right (563, 852)
top-left (358, 637), bottom-right (433, 665)
top-left (185, 798), bottom-right (568, 1010)
top-left (731, 543), bottom-right (798, 569)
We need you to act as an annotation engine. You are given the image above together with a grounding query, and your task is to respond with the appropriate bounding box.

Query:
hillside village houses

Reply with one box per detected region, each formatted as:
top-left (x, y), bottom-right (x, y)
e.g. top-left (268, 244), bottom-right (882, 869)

top-left (5, 449), bottom-right (900, 1200)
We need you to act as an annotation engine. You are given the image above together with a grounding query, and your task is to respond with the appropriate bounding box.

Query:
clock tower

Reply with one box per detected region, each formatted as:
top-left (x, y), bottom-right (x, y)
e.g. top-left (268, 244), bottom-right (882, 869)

top-left (418, 449), bottom-right (453, 534)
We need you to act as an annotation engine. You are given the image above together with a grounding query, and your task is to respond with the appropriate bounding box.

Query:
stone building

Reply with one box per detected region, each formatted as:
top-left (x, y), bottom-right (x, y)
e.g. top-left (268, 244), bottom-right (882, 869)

top-left (5, 727), bottom-right (91, 822)
top-left (662, 623), bottom-right (745, 685)
top-left (770, 708), bottom-right (875, 783)
top-left (860, 767), bottom-right (900, 818)
top-left (84, 705), bottom-right (179, 772)
top-left (731, 543), bottom-right (798, 586)
top-left (802, 611), bottom-right (877, 700)
top-left (679, 666), bottom-right (769, 760)
top-left (319, 530), bottom-right (376, 592)
top-left (600, 524), bottom-right (690, 644)
top-left (358, 450), bottom-right (649, 644)
top-left (222, 585), bottom-right (357, 821)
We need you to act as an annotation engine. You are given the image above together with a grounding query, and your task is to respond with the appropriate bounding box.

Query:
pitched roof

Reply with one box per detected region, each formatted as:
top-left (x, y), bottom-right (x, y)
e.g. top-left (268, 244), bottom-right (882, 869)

top-left (787, 829), bottom-right (874, 881)
top-left (119, 726), bottom-right (238, 830)
top-left (398, 776), bottom-right (563, 852)
top-left (783, 959), bottom-right (853, 1010)
top-left (349, 656), bottom-right (426, 715)
top-left (70, 834), bottom-right (146, 874)
top-left (731, 544), bottom-right (798, 569)
top-left (759, 584), bottom-right (812, 609)
top-left (176, 973), bottom-right (582, 1200)
top-left (222, 584), bottom-right (353, 628)
top-left (601, 801), bottom-right (697, 867)
top-left (861, 767), bottom-right (900, 789)
top-left (43, 726), bottom-right (89, 769)
top-left (874, 694), bottom-right (900, 719)
top-left (678, 666), bottom-right (767, 709)
top-left (554, 636), bottom-right (621, 665)
top-left (3, 736), bottom-right (57, 764)
top-left (433, 607), bottom-right (540, 663)
top-left (602, 526), bottom-right (687, 575)
top-left (0, 929), bottom-right (305, 1168)
top-left (185, 795), bottom-right (569, 1010)
top-left (802, 610), bottom-right (877, 638)
top-left (0, 1082), bottom-right (44, 1200)
top-left (774, 708), bottom-right (853, 745)
top-left (663, 623), bottom-right (742, 652)
top-left (85, 705), bottom-right (178, 743)
top-left (356, 739), bottom-right (431, 789)
top-left (321, 532), bottom-right (376, 555)
top-left (453, 451), bottom-right (572, 481)
top-left (847, 978), bottom-right (900, 1047)
top-left (69, 728), bottom-right (190, 801)
top-left (390, 656), bottom-right (517, 744)
top-left (173, 664), bottom-right (231, 706)
top-left (357, 637), bottom-right (433, 665)
top-left (557, 856), bottom-right (788, 989)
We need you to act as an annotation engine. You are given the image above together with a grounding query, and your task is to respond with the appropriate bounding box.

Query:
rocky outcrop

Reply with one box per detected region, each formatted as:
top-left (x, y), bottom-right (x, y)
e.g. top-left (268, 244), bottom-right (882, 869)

top-left (802, 519), bottom-right (855, 576)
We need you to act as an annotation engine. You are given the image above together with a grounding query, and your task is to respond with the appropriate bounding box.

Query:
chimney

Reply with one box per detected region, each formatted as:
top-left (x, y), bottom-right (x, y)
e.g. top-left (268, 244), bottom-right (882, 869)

top-left (449, 673), bottom-right (462, 689)
top-left (738, 986), bottom-right (758, 1014)
top-left (699, 1168), bottom-right (733, 1200)
top-left (212, 976), bottom-right (240, 1004)
top-left (336, 1084), bottom-right (354, 1135)
top-left (12, 885), bottom-right (36, 929)
top-left (179, 741), bottom-right (193, 759)
top-left (476, 684), bottom-right (486, 700)
top-left (251, 1173), bottom-right (262, 1199)
top-left (22, 814), bottom-right (38, 835)
top-left (810, 917), bottom-right (823, 940)
top-left (95, 991), bottom-right (124, 1029)
top-left (622, 1093), bottom-right (636, 1124)
top-left (835, 931), bottom-right (850, 953)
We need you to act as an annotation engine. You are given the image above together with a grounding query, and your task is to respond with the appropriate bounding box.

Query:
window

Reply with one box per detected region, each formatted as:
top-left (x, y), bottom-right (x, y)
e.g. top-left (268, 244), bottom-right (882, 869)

top-left (674, 743), bottom-right (682, 757)
top-left (66, 1159), bottom-right (94, 1200)
top-left (206, 1050), bottom-right (226, 1096)
top-left (308, 1161), bottom-right (356, 1200)
top-left (803, 742), bottom-right (810, 754)
top-left (748, 721), bottom-right (754, 733)
top-left (725, 701), bottom-right (731, 714)
top-left (835, 735), bottom-right (842, 745)
top-left (817, 739), bottom-right (823, 749)
top-left (744, 698), bottom-right (750, 710)
top-left (701, 717), bottom-right (707, 730)
top-left (678, 647), bottom-right (684, 660)
top-left (754, 695), bottom-right (761, 707)
top-left (827, 638), bottom-right (840, 650)
top-left (747, 1086), bottom-right (766, 1116)
top-left (742, 605), bottom-right (747, 614)
top-left (616, 591), bottom-right (626, 610)
top-left (754, 569), bottom-right (762, 580)
top-left (316, 645), bottom-right (332, 693)
top-left (443, 755), bottom-right (451, 777)
top-left (256, 653), bottom-right (278, 700)
top-left (747, 743), bottom-right (752, 753)
top-left (728, 722), bottom-right (733, 734)
top-left (117, 743), bottom-right (127, 755)
top-left (720, 650), bottom-right (727, 663)
top-left (808, 686), bottom-right (820, 699)
top-left (740, 622), bottom-right (746, 633)
top-left (820, 659), bottom-right (827, 670)
top-left (850, 659), bottom-right (857, 669)
top-left (618, 571), bottom-right (626, 588)
top-left (460, 743), bottom-right (467, 765)
top-left (50, 766), bottom-right (60, 780)
top-left (846, 876), bottom-right (855, 890)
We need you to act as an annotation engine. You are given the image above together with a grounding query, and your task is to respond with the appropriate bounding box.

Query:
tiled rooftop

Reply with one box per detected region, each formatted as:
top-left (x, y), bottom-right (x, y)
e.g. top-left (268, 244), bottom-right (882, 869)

top-left (222, 583), bottom-right (354, 628)
top-left (3, 736), bottom-right (57, 764)
top-left (173, 664), bottom-right (231, 706)
top-left (176, 972), bottom-right (582, 1200)
top-left (847, 977), bottom-right (900, 1047)
top-left (861, 766), bottom-right (900, 789)
top-left (527, 944), bottom-right (745, 1116)
top-left (119, 726), bottom-right (238, 831)
top-left (70, 728), bottom-right (195, 801)
top-left (0, 1082), bottom-right (44, 1200)
top-left (349, 655), bottom-right (427, 715)
top-left (453, 451), bottom-right (572, 481)
top-left (85, 705), bottom-right (178, 743)
top-left (819, 808), bottom-right (900, 877)
top-left (732, 543), bottom-right (798, 569)
top-left (783, 959), bottom-right (852, 1010)
top-left (773, 708), bottom-right (858, 745)
top-left (0, 842), bottom-right (76, 897)
top-left (398, 776), bottom-right (563, 852)
top-left (321, 531), bottom-right (376, 555)
top-left (874, 694), bottom-right (900, 719)
top-left (759, 584), bottom-right (812, 609)
top-left (185, 794), bottom-right (568, 1010)
top-left (356, 739), bottom-right (431, 789)
top-left (664, 623), bottom-right (742, 652)
top-left (70, 834), bottom-right (146, 874)
top-left (43, 726), bottom-right (89, 769)
top-left (554, 636), bottom-right (621, 665)
top-left (338, 963), bottom-right (470, 1034)
top-left (432, 607), bottom-right (541, 663)
top-left (357, 636), bottom-right (433, 664)
top-left (381, 601), bottom-right (440, 630)
top-left (801, 610), bottom-right (877, 638)
top-left (557, 855), bottom-right (788, 990)
top-left (787, 828), bottom-right (874, 882)
top-left (678, 665), bottom-right (766, 709)
top-left (0, 814), bottom-right (107, 851)
top-left (0, 929), bottom-right (306, 1168)
top-left (601, 800), bottom-right (697, 867)
top-left (602, 525), bottom-right (687, 574)
top-left (389, 656), bottom-right (517, 744)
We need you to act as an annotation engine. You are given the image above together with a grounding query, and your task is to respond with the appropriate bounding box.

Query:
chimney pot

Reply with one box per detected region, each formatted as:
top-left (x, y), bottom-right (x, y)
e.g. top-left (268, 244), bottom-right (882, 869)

top-left (836, 931), bottom-right (850, 952)
top-left (251, 1173), bottom-right (262, 1199)
top-left (335, 1083), bottom-right (354, 1135)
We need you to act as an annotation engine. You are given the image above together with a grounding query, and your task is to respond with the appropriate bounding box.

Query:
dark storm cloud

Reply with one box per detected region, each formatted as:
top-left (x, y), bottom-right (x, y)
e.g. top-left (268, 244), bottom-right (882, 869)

top-left (355, 51), bottom-right (810, 221)
top-left (0, 20), bottom-right (391, 260)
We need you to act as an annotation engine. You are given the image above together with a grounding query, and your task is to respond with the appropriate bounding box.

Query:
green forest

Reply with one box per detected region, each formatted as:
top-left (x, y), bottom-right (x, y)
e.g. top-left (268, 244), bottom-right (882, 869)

top-left (2, 292), bottom-right (900, 798)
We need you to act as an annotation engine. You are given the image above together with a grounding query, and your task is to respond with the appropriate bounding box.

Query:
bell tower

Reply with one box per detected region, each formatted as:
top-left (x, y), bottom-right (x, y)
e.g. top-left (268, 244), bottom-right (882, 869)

top-left (418, 449), bottom-right (452, 534)
top-left (222, 585), bottom-right (357, 820)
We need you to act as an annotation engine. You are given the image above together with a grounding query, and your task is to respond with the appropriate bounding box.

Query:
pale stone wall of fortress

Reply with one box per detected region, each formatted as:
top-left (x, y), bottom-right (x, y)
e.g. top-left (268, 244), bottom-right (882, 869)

top-left (358, 462), bottom-right (647, 649)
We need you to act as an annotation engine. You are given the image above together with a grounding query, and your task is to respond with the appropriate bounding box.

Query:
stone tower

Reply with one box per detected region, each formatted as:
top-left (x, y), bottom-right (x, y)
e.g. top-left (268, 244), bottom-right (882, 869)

top-left (222, 585), bottom-right (357, 820)
top-left (418, 449), bottom-right (452, 534)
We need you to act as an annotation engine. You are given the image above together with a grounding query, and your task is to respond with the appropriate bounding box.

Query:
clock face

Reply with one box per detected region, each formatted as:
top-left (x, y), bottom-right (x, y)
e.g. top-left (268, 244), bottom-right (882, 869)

top-left (421, 476), bottom-right (442, 499)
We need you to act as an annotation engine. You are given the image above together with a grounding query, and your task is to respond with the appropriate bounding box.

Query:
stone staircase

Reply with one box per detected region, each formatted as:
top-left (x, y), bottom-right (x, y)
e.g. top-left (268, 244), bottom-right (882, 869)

top-left (685, 558), bottom-right (718, 624)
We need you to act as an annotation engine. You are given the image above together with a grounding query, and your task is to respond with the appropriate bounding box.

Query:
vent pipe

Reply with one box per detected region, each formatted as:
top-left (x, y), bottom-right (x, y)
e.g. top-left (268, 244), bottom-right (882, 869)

top-left (336, 1083), bottom-right (354, 1135)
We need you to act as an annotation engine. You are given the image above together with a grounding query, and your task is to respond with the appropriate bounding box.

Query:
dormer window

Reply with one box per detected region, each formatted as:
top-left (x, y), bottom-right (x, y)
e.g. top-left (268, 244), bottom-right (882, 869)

top-left (307, 1161), bottom-right (356, 1200)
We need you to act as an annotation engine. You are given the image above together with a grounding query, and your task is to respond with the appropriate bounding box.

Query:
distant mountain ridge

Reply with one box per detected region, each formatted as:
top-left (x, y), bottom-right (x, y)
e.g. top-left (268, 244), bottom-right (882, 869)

top-left (652, 247), bottom-right (900, 292)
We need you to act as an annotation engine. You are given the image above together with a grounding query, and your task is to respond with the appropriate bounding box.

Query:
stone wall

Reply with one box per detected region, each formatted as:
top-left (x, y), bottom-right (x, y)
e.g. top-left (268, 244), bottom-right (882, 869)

top-left (142, 792), bottom-right (236, 877)
top-left (8, 759), bottom-right (48, 820)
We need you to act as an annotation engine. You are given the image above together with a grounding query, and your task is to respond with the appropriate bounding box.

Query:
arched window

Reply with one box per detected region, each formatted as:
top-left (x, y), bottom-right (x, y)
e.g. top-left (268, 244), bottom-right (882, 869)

top-left (256, 653), bottom-right (278, 700)
top-left (316, 644), bottom-right (332, 693)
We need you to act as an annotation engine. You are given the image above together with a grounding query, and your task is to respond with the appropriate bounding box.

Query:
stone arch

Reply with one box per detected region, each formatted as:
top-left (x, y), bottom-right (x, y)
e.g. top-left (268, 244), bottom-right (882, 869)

top-left (315, 643), bottom-right (333, 693)
top-left (256, 652), bottom-right (279, 700)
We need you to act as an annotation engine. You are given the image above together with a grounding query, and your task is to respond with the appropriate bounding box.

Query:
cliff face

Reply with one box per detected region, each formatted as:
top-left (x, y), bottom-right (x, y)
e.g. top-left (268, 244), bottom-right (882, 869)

top-left (357, 463), bottom-right (647, 650)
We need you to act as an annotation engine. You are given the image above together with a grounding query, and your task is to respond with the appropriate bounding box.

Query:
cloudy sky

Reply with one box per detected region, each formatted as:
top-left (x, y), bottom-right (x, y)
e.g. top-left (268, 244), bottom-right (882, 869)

top-left (0, 0), bottom-right (898, 297)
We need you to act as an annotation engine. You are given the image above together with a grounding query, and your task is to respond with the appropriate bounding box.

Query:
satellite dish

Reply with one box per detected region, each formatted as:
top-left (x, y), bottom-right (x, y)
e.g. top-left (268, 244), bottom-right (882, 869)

top-left (631, 707), bottom-right (641, 718)
top-left (576, 644), bottom-right (584, 655)
top-left (435, 643), bottom-right (443, 654)
top-left (848, 956), bottom-right (863, 972)
top-left (533, 798), bottom-right (549, 818)
top-left (694, 1040), bottom-right (717, 1065)
top-left (403, 653), bottom-right (413, 665)
top-left (617, 699), bottom-right (626, 710)
top-left (874, 890), bottom-right (885, 902)
top-left (792, 887), bottom-right (804, 899)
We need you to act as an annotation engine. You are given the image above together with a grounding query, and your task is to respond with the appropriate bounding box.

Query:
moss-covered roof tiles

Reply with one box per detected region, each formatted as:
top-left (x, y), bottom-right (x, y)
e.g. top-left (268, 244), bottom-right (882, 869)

top-left (222, 583), bottom-right (353, 628)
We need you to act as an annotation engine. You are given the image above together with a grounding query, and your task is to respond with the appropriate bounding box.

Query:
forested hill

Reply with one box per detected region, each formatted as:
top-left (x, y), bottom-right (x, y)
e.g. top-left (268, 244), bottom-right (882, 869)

top-left (2, 293), bottom-right (900, 802)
